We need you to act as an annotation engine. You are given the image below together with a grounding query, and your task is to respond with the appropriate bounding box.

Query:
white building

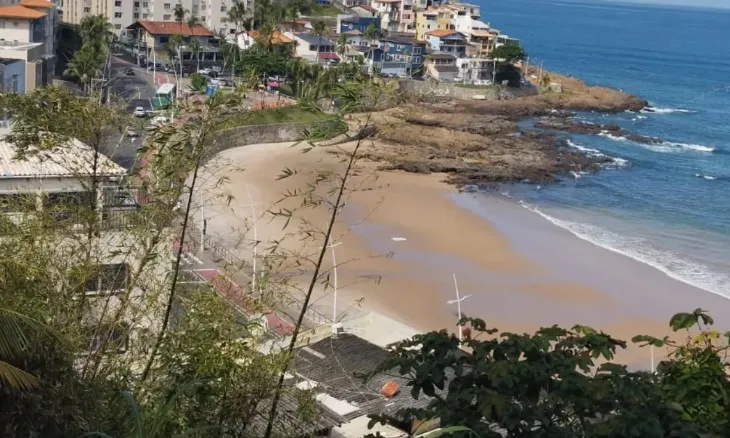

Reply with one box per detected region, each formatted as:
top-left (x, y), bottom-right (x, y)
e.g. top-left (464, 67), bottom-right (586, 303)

top-left (63, 0), bottom-right (248, 37)
top-left (0, 132), bottom-right (173, 356)
top-left (0, 3), bottom-right (55, 92)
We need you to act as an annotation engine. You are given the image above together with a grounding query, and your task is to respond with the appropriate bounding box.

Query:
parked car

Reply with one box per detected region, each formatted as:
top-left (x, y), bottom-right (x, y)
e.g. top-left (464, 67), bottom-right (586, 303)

top-left (198, 68), bottom-right (212, 76)
top-left (125, 127), bottom-right (139, 137)
top-left (124, 68), bottom-right (134, 76)
top-left (133, 106), bottom-right (146, 117)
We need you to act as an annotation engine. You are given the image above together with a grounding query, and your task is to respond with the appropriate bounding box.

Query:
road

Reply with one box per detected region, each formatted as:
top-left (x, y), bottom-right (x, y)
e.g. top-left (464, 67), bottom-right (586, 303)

top-left (100, 56), bottom-right (165, 169)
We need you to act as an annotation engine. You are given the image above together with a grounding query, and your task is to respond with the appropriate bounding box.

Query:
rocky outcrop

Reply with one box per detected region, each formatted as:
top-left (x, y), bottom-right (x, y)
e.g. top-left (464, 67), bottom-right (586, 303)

top-left (535, 118), bottom-right (663, 144)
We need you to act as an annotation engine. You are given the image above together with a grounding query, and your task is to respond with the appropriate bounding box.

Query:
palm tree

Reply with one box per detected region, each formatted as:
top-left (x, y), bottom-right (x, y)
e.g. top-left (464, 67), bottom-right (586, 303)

top-left (254, 0), bottom-right (272, 29)
top-left (0, 307), bottom-right (60, 390)
top-left (64, 44), bottom-right (103, 93)
top-left (336, 33), bottom-right (348, 61)
top-left (189, 39), bottom-right (202, 71)
top-left (312, 20), bottom-right (327, 65)
top-left (363, 22), bottom-right (380, 75)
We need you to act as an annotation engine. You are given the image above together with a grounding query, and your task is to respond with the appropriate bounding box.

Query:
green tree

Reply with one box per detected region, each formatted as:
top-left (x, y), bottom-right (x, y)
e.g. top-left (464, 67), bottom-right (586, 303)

top-left (336, 33), bottom-right (348, 60)
top-left (376, 312), bottom-right (730, 437)
top-left (190, 73), bottom-right (207, 91)
top-left (311, 20), bottom-right (328, 65)
top-left (490, 44), bottom-right (527, 63)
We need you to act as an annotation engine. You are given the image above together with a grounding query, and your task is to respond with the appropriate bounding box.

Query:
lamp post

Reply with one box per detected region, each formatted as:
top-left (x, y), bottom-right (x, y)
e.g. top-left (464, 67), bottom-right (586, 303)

top-left (446, 273), bottom-right (471, 341)
top-left (329, 239), bottom-right (342, 332)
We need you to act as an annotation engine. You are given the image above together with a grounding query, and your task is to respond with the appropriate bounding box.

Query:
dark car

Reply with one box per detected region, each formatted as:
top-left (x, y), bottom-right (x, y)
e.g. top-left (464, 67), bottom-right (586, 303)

top-left (124, 68), bottom-right (134, 75)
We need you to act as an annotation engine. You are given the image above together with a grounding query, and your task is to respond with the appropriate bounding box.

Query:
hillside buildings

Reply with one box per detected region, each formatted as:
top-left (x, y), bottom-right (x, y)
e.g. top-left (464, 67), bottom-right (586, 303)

top-left (62, 0), bottom-right (244, 36)
top-left (0, 0), bottom-right (57, 93)
top-left (123, 20), bottom-right (221, 68)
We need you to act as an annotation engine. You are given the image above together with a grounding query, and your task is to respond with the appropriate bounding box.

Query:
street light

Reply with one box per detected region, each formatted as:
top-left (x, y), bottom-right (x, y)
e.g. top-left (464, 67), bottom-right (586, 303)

top-left (446, 273), bottom-right (471, 342)
top-left (329, 239), bottom-right (343, 333)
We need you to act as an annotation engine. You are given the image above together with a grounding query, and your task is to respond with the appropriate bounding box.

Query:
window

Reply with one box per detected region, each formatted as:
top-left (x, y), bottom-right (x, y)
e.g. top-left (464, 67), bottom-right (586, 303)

top-left (133, 12), bottom-right (139, 18)
top-left (142, 13), bottom-right (148, 17)
top-left (114, 12), bottom-right (122, 17)
top-left (142, 1), bottom-right (147, 6)
top-left (201, 3), bottom-right (205, 9)
top-left (159, 36), bottom-right (169, 43)
top-left (163, 2), bottom-right (170, 9)
top-left (114, 23), bottom-right (122, 29)
top-left (134, 1), bottom-right (139, 5)
top-left (220, 5), bottom-right (226, 11)
top-left (114, 0), bottom-right (121, 5)
top-left (12, 21), bottom-right (18, 27)
top-left (86, 322), bottom-right (130, 354)
top-left (220, 17), bottom-right (227, 23)
top-left (83, 263), bottom-right (130, 294)
top-left (192, 5), bottom-right (197, 11)
top-left (163, 14), bottom-right (171, 19)
top-left (229, 28), bottom-right (235, 34)
top-left (309, 44), bottom-right (315, 51)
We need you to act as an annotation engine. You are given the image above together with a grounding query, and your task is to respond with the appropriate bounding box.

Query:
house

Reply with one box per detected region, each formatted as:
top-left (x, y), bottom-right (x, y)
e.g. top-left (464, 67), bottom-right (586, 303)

top-left (350, 4), bottom-right (379, 17)
top-left (124, 21), bottom-right (220, 68)
top-left (370, 0), bottom-right (400, 32)
top-left (398, 0), bottom-right (414, 32)
top-left (456, 56), bottom-right (495, 84)
top-left (425, 29), bottom-right (466, 57)
top-left (19, 0), bottom-right (57, 76)
top-left (293, 334), bottom-right (441, 436)
top-left (289, 32), bottom-right (340, 64)
top-left (467, 21), bottom-right (497, 58)
top-left (0, 4), bottom-right (55, 92)
top-left (351, 45), bottom-right (383, 75)
top-left (277, 19), bottom-right (311, 33)
top-left (336, 13), bottom-right (379, 35)
top-left (341, 29), bottom-right (365, 46)
top-left (414, 9), bottom-right (438, 41)
top-left (233, 30), bottom-right (294, 53)
top-left (379, 33), bottom-right (425, 77)
top-left (0, 131), bottom-right (173, 357)
top-left (425, 52), bottom-right (458, 81)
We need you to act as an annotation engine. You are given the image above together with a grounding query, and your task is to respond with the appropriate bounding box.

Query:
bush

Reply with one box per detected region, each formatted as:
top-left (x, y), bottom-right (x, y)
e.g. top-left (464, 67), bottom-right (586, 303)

top-left (190, 73), bottom-right (207, 91)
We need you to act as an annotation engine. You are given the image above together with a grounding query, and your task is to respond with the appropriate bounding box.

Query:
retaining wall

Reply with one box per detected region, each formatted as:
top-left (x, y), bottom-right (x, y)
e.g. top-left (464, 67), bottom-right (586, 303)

top-left (208, 118), bottom-right (344, 157)
top-left (398, 79), bottom-right (538, 101)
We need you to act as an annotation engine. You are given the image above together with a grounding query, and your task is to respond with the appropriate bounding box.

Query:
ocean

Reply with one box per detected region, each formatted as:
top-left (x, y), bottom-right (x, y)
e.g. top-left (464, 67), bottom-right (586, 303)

top-left (469, 0), bottom-right (730, 297)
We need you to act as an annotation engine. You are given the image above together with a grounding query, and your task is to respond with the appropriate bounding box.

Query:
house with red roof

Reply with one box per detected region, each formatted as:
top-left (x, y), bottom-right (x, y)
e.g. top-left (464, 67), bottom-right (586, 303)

top-left (125, 20), bottom-right (221, 68)
top-left (425, 29), bottom-right (467, 58)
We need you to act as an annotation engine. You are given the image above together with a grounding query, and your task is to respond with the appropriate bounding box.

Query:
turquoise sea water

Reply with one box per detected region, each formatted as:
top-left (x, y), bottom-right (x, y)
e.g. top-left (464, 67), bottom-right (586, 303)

top-left (476, 0), bottom-right (730, 296)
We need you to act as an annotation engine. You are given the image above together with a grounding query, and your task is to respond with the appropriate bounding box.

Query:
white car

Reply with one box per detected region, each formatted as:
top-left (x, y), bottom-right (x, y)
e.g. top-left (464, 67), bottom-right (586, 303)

top-left (133, 106), bottom-right (146, 117)
top-left (152, 116), bottom-right (171, 125)
top-left (198, 68), bottom-right (212, 76)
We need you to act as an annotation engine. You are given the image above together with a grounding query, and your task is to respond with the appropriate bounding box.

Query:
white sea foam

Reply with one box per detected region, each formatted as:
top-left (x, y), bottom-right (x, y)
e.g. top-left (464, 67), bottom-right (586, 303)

top-left (664, 141), bottom-right (716, 152)
top-left (632, 115), bottom-right (647, 121)
top-left (567, 139), bottom-right (602, 155)
top-left (599, 132), bottom-right (715, 153)
top-left (518, 201), bottom-right (730, 297)
top-left (567, 139), bottom-right (629, 168)
top-left (641, 106), bottom-right (694, 114)
top-left (695, 173), bottom-right (717, 180)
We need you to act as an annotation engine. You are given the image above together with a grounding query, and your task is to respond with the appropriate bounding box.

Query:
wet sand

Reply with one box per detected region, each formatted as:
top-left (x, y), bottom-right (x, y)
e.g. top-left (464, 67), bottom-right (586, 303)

top-left (199, 141), bottom-right (730, 369)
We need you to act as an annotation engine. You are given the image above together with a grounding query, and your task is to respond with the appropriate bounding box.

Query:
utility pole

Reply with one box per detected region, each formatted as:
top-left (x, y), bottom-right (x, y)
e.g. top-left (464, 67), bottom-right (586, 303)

top-left (446, 273), bottom-right (471, 341)
top-left (245, 185), bottom-right (259, 295)
top-left (329, 239), bottom-right (343, 333)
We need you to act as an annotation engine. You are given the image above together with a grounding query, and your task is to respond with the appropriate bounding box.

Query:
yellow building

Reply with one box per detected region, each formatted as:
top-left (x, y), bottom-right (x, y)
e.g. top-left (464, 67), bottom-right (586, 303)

top-left (415, 9), bottom-right (439, 41)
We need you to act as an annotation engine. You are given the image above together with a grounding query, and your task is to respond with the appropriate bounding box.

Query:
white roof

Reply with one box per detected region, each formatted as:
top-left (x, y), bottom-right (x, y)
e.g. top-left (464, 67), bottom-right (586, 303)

top-left (334, 415), bottom-right (407, 438)
top-left (156, 83), bottom-right (176, 94)
top-left (0, 138), bottom-right (126, 178)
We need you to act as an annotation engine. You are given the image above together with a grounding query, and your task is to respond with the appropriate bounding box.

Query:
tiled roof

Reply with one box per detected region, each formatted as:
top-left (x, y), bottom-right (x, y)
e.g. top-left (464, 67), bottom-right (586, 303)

top-left (0, 5), bottom-right (45, 19)
top-left (18, 0), bottom-right (55, 8)
top-left (247, 30), bottom-right (293, 44)
top-left (0, 138), bottom-right (126, 178)
top-left (130, 20), bottom-right (214, 36)
top-left (426, 29), bottom-right (458, 37)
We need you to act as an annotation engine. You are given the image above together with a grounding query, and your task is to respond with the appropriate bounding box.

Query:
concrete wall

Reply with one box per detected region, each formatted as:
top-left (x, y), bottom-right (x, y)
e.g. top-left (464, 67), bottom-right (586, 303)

top-left (208, 119), bottom-right (344, 157)
top-left (398, 78), bottom-right (538, 101)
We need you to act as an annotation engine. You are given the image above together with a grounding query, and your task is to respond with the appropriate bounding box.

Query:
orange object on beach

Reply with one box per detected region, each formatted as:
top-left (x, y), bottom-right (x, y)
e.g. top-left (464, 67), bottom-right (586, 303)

top-left (381, 380), bottom-right (399, 397)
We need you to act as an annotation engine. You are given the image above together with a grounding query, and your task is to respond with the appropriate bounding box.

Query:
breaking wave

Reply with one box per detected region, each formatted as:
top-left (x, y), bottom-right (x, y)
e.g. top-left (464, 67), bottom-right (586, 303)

top-left (641, 106), bottom-right (695, 114)
top-left (518, 201), bottom-right (730, 297)
top-left (598, 132), bottom-right (716, 153)
top-left (566, 139), bottom-right (629, 168)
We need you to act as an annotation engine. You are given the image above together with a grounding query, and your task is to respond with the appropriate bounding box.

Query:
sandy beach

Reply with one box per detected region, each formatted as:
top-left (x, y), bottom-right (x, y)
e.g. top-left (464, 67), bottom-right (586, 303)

top-left (197, 140), bottom-right (730, 369)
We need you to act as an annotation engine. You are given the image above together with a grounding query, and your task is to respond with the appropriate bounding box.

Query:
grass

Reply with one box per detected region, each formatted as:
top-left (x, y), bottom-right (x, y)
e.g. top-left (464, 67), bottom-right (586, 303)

top-left (308, 3), bottom-right (341, 16)
top-left (216, 105), bottom-right (336, 130)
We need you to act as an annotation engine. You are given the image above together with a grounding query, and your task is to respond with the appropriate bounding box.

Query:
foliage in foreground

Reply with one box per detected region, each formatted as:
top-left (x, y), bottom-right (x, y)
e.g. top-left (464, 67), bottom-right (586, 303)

top-left (375, 308), bottom-right (730, 437)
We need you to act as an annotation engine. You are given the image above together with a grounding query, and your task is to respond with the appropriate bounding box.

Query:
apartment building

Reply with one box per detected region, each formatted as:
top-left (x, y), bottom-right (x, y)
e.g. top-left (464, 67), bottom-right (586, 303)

top-left (0, 132), bottom-right (173, 356)
top-left (63, 0), bottom-right (247, 37)
top-left (0, 3), bottom-right (55, 92)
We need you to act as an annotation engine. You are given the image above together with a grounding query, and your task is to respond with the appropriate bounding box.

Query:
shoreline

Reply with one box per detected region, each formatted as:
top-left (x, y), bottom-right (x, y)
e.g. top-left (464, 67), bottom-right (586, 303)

top-left (200, 141), bottom-right (730, 370)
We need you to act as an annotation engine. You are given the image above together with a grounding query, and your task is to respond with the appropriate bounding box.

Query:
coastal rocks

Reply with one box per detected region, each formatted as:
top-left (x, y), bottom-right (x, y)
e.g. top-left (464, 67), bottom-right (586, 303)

top-left (536, 118), bottom-right (663, 144)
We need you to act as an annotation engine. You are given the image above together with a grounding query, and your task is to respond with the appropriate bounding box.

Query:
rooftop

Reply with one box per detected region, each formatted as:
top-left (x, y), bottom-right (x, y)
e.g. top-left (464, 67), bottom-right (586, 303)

top-left (0, 136), bottom-right (126, 178)
top-left (426, 29), bottom-right (462, 38)
top-left (343, 29), bottom-right (362, 36)
top-left (128, 20), bottom-right (214, 37)
top-left (294, 32), bottom-right (335, 46)
top-left (435, 65), bottom-right (459, 73)
top-left (0, 5), bottom-right (45, 19)
top-left (246, 30), bottom-right (293, 44)
top-left (429, 52), bottom-right (456, 60)
top-left (292, 334), bottom-right (433, 422)
top-left (18, 0), bottom-right (55, 8)
top-left (382, 34), bottom-right (426, 45)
